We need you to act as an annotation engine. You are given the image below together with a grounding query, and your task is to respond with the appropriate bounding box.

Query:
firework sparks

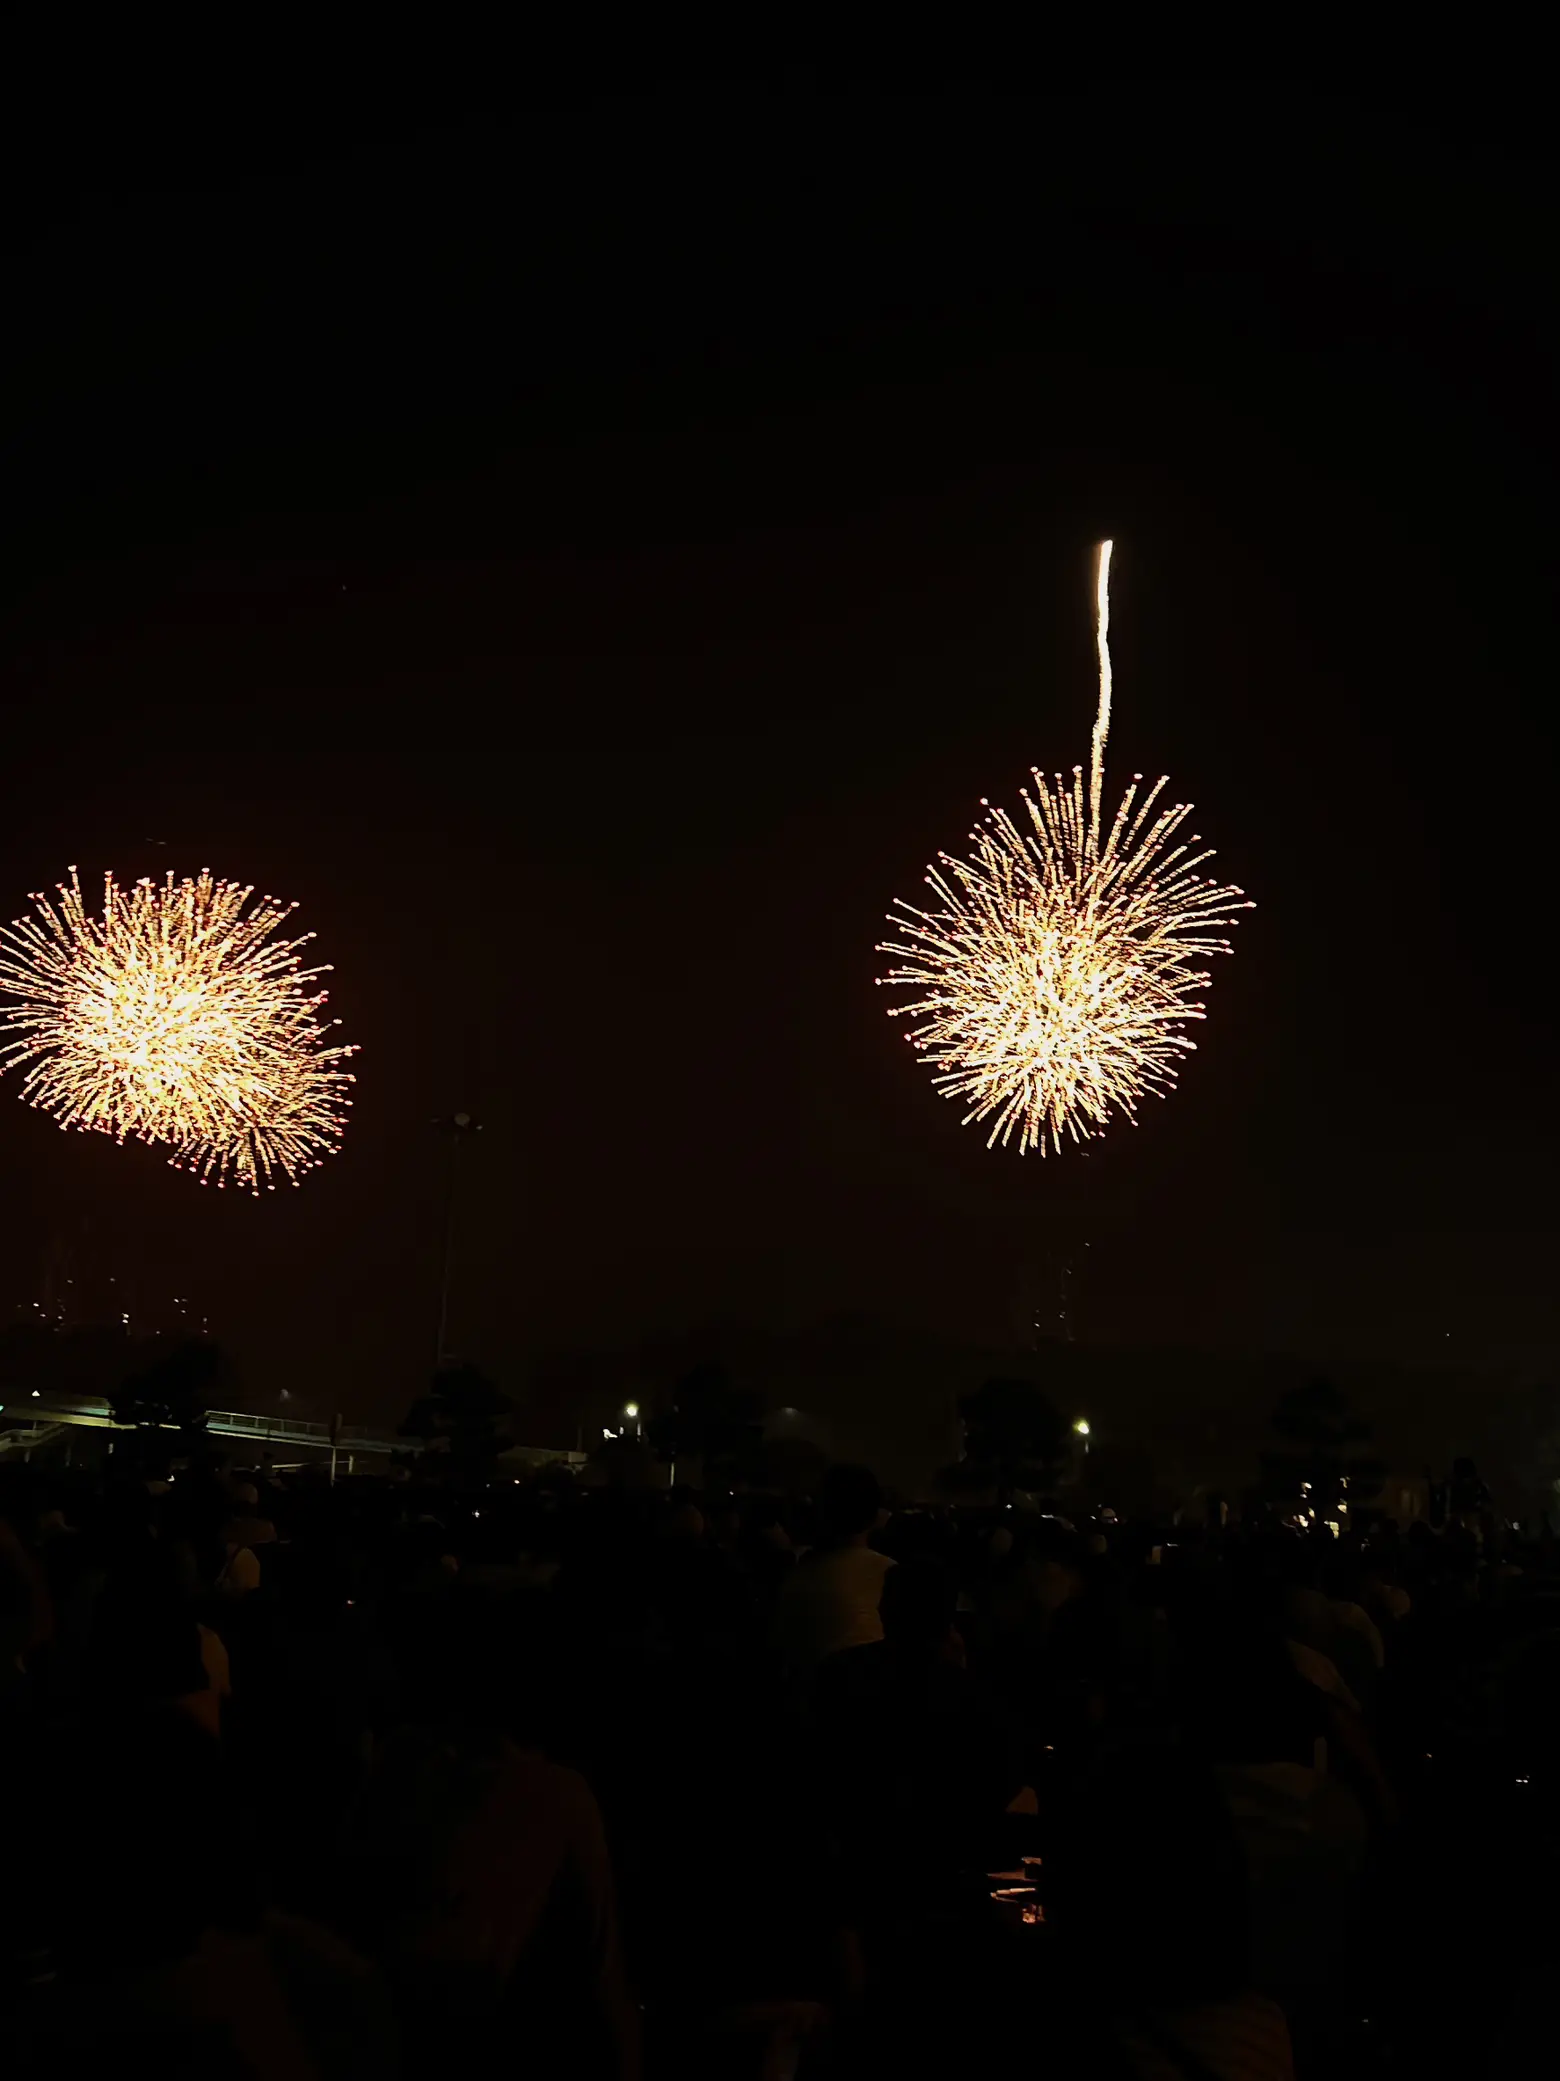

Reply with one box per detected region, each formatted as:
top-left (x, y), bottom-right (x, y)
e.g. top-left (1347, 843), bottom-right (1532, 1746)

top-left (0, 868), bottom-right (357, 1191)
top-left (876, 542), bottom-right (1251, 1154)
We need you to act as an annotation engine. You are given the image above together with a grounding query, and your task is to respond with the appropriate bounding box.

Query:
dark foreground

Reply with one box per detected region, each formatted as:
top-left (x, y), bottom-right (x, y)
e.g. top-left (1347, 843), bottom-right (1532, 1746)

top-left (2, 1461), bottom-right (1554, 2078)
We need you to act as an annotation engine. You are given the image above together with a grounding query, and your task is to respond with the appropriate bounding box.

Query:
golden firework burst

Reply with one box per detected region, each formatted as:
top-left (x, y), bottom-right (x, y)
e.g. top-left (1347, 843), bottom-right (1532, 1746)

top-left (0, 868), bottom-right (357, 1191)
top-left (876, 543), bottom-right (1251, 1153)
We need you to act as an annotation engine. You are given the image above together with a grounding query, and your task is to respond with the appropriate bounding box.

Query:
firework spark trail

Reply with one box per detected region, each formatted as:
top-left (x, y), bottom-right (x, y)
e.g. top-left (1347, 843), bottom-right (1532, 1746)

top-left (0, 868), bottom-right (357, 1191)
top-left (1088, 536), bottom-right (1113, 855)
top-left (876, 542), bottom-right (1251, 1154)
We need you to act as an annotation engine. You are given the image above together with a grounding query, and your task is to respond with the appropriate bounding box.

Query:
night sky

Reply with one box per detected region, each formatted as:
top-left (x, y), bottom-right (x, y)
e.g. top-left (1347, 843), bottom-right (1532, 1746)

top-left (2, 93), bottom-right (1557, 1433)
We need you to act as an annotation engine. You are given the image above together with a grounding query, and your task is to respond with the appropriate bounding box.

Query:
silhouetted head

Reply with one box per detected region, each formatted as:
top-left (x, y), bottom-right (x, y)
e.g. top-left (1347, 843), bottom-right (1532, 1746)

top-left (818, 1464), bottom-right (882, 1546)
top-left (93, 1541), bottom-right (206, 1706)
top-left (881, 1556), bottom-right (958, 1650)
top-left (1048, 1745), bottom-right (1249, 2006)
top-left (0, 1520), bottom-right (48, 1669)
top-left (49, 1706), bottom-right (257, 1970)
top-left (395, 1582), bottom-right (548, 1744)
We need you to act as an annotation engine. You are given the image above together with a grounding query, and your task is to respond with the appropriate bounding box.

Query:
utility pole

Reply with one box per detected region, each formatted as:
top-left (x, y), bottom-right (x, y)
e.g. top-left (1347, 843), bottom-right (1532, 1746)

top-left (432, 1112), bottom-right (482, 1373)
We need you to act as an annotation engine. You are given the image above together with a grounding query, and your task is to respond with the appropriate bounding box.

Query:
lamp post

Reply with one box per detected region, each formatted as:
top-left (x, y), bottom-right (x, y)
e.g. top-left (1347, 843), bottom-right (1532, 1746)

top-left (1074, 1417), bottom-right (1091, 1458)
top-left (433, 1112), bottom-right (481, 1372)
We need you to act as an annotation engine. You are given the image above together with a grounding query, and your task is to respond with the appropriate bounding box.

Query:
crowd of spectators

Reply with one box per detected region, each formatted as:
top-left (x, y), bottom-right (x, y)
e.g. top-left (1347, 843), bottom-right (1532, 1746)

top-left (3, 1448), bottom-right (1557, 2077)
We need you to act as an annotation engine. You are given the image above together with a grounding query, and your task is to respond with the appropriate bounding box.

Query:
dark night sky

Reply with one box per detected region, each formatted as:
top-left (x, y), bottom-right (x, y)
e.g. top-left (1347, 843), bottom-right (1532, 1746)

top-left (2, 90), bottom-right (1557, 1428)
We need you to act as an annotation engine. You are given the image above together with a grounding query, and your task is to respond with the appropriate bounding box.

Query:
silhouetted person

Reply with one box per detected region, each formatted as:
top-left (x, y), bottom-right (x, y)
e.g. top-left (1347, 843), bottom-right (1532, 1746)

top-left (813, 1555), bottom-right (1024, 1909)
top-left (771, 1464), bottom-right (894, 1685)
top-left (340, 1586), bottom-right (637, 2080)
top-left (1048, 1745), bottom-right (1295, 2079)
top-left (27, 1704), bottom-right (396, 2077)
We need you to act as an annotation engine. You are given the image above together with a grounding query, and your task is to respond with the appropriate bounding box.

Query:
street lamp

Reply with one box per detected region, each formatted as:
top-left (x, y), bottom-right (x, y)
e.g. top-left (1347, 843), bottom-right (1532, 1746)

top-left (1074, 1418), bottom-right (1091, 1457)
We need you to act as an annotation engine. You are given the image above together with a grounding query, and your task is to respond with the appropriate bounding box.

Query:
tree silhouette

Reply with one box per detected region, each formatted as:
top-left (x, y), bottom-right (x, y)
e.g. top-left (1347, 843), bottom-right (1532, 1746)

top-left (1076, 1438), bottom-right (1160, 1519)
top-left (399, 1363), bottom-right (515, 1482)
top-left (750, 1434), bottom-right (829, 1498)
top-left (1487, 1376), bottom-right (1560, 1512)
top-left (957, 1376), bottom-right (1069, 1500)
top-left (1263, 1377), bottom-right (1384, 1512)
top-left (587, 1433), bottom-right (657, 1490)
top-left (0, 1320), bottom-right (227, 1472)
top-left (645, 1363), bottom-right (762, 1480)
top-left (108, 1338), bottom-right (223, 1455)
top-left (935, 1457), bottom-right (1001, 1501)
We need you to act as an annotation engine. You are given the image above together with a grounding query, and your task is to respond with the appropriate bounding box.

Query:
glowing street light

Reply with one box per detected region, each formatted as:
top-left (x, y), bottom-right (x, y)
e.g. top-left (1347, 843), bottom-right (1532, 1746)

top-left (1074, 1417), bottom-right (1090, 1456)
top-left (624, 1402), bottom-right (639, 1420)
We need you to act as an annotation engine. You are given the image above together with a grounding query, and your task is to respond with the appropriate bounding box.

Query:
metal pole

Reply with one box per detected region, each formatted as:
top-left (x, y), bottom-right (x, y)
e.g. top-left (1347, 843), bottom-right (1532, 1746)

top-left (433, 1112), bottom-right (480, 1373)
top-left (434, 1132), bottom-right (462, 1372)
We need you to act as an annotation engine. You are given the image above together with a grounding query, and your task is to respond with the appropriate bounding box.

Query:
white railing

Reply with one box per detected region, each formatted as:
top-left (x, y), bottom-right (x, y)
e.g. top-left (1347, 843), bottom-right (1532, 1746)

top-left (0, 1421), bottom-right (63, 1458)
top-left (203, 1410), bottom-right (394, 1452)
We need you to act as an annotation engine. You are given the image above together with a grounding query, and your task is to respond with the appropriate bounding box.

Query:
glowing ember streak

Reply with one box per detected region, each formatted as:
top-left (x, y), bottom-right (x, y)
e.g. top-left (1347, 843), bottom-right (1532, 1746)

top-left (877, 542), bottom-right (1251, 1153)
top-left (0, 868), bottom-right (358, 1191)
top-left (1089, 537), bottom-right (1114, 857)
